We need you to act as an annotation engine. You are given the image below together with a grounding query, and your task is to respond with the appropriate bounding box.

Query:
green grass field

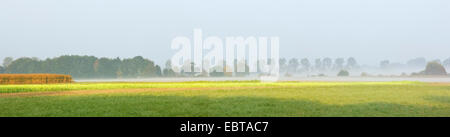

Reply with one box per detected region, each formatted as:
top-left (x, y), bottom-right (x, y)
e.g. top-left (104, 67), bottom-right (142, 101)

top-left (0, 81), bottom-right (449, 117)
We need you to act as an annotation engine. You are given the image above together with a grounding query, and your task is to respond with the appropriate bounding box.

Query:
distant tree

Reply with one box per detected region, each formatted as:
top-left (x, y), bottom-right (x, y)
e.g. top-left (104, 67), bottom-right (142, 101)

top-left (380, 60), bottom-right (390, 69)
top-left (337, 70), bottom-right (349, 77)
top-left (334, 58), bottom-right (345, 70)
top-left (346, 57), bottom-right (358, 69)
top-left (163, 60), bottom-right (177, 77)
top-left (279, 58), bottom-right (287, 72)
top-left (165, 60), bottom-right (172, 70)
top-left (94, 57), bottom-right (121, 78)
top-left (93, 60), bottom-right (99, 72)
top-left (155, 65), bottom-right (162, 76)
top-left (143, 63), bottom-right (158, 77)
top-left (180, 60), bottom-right (192, 74)
top-left (3, 55), bottom-right (162, 79)
top-left (288, 58), bottom-right (299, 73)
top-left (0, 66), bottom-right (4, 73)
top-left (116, 69), bottom-right (123, 78)
top-left (314, 58), bottom-right (322, 71)
top-left (5, 57), bottom-right (42, 73)
top-left (444, 58), bottom-right (450, 68)
top-left (48, 55), bottom-right (98, 78)
top-left (3, 57), bottom-right (13, 68)
top-left (190, 62), bottom-right (195, 76)
top-left (407, 57), bottom-right (426, 68)
top-left (423, 61), bottom-right (447, 75)
top-left (163, 68), bottom-right (176, 77)
top-left (322, 58), bottom-right (332, 70)
top-left (120, 56), bottom-right (158, 78)
top-left (300, 58), bottom-right (311, 72)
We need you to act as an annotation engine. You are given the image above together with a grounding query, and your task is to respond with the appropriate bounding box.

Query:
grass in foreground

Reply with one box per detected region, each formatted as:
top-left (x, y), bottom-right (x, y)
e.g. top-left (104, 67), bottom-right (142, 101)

top-left (0, 81), bottom-right (449, 117)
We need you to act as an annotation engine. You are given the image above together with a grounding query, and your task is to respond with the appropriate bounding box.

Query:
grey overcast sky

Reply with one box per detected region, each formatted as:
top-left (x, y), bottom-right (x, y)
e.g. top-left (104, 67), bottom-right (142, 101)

top-left (0, 0), bottom-right (449, 66)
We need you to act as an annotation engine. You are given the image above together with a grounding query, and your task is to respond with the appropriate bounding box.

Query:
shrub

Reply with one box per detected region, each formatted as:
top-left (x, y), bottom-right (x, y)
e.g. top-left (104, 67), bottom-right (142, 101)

top-left (423, 62), bottom-right (447, 75)
top-left (361, 72), bottom-right (370, 77)
top-left (337, 70), bottom-right (349, 77)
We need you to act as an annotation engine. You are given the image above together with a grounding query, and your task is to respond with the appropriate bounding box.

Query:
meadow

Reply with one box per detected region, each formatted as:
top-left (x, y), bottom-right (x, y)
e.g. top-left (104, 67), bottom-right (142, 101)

top-left (0, 81), bottom-right (449, 117)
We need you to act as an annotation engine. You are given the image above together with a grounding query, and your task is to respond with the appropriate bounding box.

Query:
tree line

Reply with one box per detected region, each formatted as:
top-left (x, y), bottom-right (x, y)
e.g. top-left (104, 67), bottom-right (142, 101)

top-left (0, 56), bottom-right (360, 78)
top-left (0, 55), bottom-right (167, 79)
top-left (279, 57), bottom-right (359, 74)
top-left (1, 56), bottom-right (449, 78)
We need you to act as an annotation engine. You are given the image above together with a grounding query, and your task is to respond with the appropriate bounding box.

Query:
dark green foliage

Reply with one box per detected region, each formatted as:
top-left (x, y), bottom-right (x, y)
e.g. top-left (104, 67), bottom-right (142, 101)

top-left (2, 57), bottom-right (13, 68)
top-left (423, 62), bottom-right (447, 75)
top-left (93, 57), bottom-right (122, 78)
top-left (5, 57), bottom-right (42, 74)
top-left (163, 68), bottom-right (176, 77)
top-left (337, 70), bottom-right (349, 77)
top-left (155, 65), bottom-right (162, 77)
top-left (0, 66), bottom-right (5, 73)
top-left (4, 55), bottom-right (163, 79)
